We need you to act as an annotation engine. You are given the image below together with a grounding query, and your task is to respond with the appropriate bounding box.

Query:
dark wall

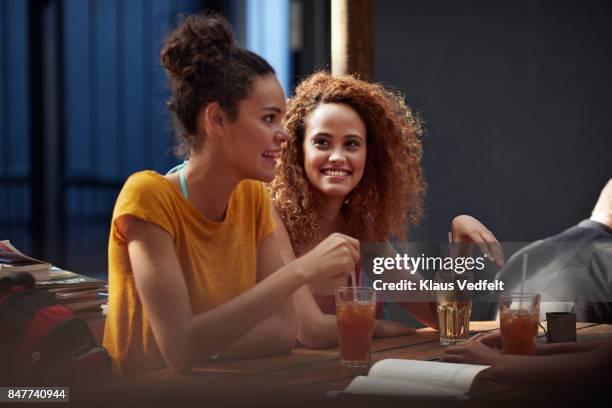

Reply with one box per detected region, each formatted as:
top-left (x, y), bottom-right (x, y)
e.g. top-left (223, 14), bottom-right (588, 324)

top-left (374, 0), bottom-right (612, 242)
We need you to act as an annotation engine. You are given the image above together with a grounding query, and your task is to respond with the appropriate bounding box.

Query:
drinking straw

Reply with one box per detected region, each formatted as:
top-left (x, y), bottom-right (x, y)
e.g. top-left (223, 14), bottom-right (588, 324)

top-left (351, 269), bottom-right (358, 302)
top-left (519, 253), bottom-right (528, 310)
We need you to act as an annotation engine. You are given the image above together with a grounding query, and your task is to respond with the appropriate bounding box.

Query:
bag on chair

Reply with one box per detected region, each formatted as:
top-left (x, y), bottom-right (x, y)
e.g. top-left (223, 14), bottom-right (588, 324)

top-left (0, 272), bottom-right (111, 386)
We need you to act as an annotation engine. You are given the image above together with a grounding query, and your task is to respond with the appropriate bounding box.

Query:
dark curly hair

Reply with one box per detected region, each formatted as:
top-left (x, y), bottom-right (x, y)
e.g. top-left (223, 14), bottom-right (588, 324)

top-left (160, 13), bottom-right (275, 157)
top-left (270, 72), bottom-right (426, 249)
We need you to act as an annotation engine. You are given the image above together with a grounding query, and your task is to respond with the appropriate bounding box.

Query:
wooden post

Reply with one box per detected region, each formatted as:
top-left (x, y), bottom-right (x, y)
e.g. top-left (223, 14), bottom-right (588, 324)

top-left (331, 0), bottom-right (373, 81)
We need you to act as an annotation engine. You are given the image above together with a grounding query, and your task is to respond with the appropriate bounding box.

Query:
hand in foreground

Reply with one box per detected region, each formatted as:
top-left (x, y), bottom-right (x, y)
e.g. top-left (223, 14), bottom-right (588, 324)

top-left (468, 331), bottom-right (502, 349)
top-left (451, 215), bottom-right (504, 266)
top-left (296, 233), bottom-right (360, 282)
top-left (373, 320), bottom-right (416, 338)
top-left (441, 340), bottom-right (504, 366)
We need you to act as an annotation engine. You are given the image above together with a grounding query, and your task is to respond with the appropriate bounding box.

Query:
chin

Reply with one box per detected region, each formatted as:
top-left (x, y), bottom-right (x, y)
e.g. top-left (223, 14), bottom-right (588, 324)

top-left (316, 187), bottom-right (352, 199)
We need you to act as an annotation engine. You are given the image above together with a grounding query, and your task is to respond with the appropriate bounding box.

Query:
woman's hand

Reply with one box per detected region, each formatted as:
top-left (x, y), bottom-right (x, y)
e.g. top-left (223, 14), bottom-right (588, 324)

top-left (373, 320), bottom-right (416, 338)
top-left (441, 340), bottom-right (505, 366)
top-left (468, 331), bottom-right (502, 349)
top-left (296, 233), bottom-right (360, 283)
top-left (451, 215), bottom-right (504, 266)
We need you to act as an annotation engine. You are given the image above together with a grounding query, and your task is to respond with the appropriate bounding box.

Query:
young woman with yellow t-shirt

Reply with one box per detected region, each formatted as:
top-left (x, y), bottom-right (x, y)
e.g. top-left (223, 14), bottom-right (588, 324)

top-left (103, 14), bottom-right (358, 376)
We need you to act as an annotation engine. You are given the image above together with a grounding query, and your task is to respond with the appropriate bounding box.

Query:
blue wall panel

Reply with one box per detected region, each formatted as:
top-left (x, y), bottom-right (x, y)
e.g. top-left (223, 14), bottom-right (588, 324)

top-left (123, 0), bottom-right (146, 175)
top-left (64, 0), bottom-right (92, 177)
top-left (0, 1), bottom-right (6, 172)
top-left (95, 0), bottom-right (119, 181)
top-left (6, 0), bottom-right (29, 176)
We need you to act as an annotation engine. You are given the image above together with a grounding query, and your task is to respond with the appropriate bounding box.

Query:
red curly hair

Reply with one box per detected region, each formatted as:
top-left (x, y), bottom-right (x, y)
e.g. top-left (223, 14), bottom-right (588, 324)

top-left (270, 72), bottom-right (426, 249)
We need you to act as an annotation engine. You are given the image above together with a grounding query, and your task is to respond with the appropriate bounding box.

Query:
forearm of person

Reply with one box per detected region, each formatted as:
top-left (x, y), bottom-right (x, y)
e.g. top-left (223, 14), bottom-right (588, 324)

top-left (126, 218), bottom-right (308, 372)
top-left (270, 205), bottom-right (340, 349)
top-left (398, 301), bottom-right (439, 329)
top-left (535, 339), bottom-right (605, 355)
top-left (293, 285), bottom-right (339, 349)
top-left (184, 250), bottom-right (306, 364)
top-left (216, 298), bottom-right (297, 360)
top-left (489, 345), bottom-right (612, 387)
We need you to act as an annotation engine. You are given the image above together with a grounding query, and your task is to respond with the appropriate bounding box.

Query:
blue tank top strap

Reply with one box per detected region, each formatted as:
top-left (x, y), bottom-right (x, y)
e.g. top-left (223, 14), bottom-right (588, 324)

top-left (165, 161), bottom-right (189, 199)
top-left (179, 166), bottom-right (189, 199)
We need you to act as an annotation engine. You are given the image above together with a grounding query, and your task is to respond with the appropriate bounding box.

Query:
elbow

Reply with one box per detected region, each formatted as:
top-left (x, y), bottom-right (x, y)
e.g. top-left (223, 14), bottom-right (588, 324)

top-left (162, 329), bottom-right (199, 374)
top-left (265, 313), bottom-right (298, 355)
top-left (278, 331), bottom-right (297, 354)
top-left (298, 334), bottom-right (330, 350)
top-left (297, 325), bottom-right (335, 349)
top-left (164, 348), bottom-right (194, 374)
top-left (278, 317), bottom-right (298, 354)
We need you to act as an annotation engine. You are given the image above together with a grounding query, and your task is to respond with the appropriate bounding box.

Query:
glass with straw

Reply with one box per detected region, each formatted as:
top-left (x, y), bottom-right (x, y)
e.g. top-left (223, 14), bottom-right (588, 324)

top-left (498, 254), bottom-right (541, 355)
top-left (335, 284), bottom-right (376, 368)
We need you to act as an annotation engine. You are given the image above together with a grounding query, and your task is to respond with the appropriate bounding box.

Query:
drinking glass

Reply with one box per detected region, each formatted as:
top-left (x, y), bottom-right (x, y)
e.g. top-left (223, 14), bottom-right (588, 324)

top-left (436, 272), bottom-right (473, 346)
top-left (499, 293), bottom-right (541, 355)
top-left (335, 287), bottom-right (376, 368)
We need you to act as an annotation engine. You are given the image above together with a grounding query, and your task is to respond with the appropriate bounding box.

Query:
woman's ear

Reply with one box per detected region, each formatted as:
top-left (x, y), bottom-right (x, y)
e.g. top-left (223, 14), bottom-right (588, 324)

top-left (200, 102), bottom-right (225, 137)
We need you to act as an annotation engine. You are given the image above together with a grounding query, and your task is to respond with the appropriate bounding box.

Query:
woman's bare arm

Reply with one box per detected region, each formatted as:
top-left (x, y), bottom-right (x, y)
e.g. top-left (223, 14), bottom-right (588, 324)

top-left (212, 228), bottom-right (297, 360)
top-left (271, 204), bottom-right (414, 349)
top-left (122, 215), bottom-right (358, 372)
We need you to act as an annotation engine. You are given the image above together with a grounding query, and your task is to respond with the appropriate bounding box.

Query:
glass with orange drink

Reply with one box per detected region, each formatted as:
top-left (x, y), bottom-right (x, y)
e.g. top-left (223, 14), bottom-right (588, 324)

top-left (499, 293), bottom-right (541, 355)
top-left (335, 287), bottom-right (376, 368)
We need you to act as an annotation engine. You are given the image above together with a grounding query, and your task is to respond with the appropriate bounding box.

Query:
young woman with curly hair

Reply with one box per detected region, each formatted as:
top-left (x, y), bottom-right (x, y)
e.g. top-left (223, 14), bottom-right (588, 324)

top-left (270, 72), bottom-right (504, 348)
top-left (103, 16), bottom-right (360, 375)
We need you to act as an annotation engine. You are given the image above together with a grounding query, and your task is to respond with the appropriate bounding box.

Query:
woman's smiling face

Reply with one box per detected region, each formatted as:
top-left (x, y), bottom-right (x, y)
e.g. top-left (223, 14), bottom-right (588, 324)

top-left (302, 103), bottom-right (367, 199)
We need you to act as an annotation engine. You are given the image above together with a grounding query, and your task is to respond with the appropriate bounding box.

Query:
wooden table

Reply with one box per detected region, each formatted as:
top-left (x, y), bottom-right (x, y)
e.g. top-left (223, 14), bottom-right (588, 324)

top-left (83, 321), bottom-right (612, 407)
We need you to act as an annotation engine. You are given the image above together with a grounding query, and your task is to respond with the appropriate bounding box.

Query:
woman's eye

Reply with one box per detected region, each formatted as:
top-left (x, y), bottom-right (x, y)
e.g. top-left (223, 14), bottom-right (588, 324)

top-left (345, 140), bottom-right (361, 148)
top-left (263, 115), bottom-right (274, 123)
top-left (314, 139), bottom-right (329, 146)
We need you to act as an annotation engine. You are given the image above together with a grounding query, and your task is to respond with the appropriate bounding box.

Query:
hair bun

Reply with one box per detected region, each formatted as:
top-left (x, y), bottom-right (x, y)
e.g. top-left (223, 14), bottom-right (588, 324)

top-left (161, 13), bottom-right (236, 81)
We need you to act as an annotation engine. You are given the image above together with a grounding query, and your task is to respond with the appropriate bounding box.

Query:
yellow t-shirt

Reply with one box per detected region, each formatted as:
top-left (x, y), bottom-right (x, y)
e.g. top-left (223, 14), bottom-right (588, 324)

top-left (103, 171), bottom-right (275, 376)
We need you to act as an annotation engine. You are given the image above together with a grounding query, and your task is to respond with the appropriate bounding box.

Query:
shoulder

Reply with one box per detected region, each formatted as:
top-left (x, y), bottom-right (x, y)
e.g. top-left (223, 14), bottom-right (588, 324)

top-left (122, 170), bottom-right (170, 193)
top-left (113, 171), bottom-right (178, 217)
top-left (233, 180), bottom-right (270, 208)
top-left (236, 179), bottom-right (268, 196)
top-left (118, 171), bottom-right (175, 202)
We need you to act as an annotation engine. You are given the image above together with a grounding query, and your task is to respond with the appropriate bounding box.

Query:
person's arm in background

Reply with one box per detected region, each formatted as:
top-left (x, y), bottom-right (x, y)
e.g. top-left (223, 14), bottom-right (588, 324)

top-left (442, 339), bottom-right (612, 388)
top-left (121, 215), bottom-right (359, 372)
top-left (270, 205), bottom-right (414, 349)
top-left (468, 331), bottom-right (604, 355)
top-left (450, 215), bottom-right (505, 266)
top-left (396, 215), bottom-right (504, 329)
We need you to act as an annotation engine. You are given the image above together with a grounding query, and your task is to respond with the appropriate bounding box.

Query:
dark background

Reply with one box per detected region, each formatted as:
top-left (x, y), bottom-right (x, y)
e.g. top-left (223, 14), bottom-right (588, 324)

top-left (374, 0), bottom-right (611, 242)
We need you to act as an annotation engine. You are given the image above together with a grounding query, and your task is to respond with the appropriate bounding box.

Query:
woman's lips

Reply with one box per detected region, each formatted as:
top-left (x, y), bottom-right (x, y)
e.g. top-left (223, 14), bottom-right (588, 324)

top-left (262, 151), bottom-right (281, 165)
top-left (320, 168), bottom-right (352, 182)
top-left (321, 169), bottom-right (351, 177)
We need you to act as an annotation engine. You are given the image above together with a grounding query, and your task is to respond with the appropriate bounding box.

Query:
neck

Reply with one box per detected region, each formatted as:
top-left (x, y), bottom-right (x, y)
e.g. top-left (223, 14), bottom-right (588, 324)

top-left (590, 212), bottom-right (612, 230)
top-left (313, 191), bottom-right (345, 237)
top-left (185, 149), bottom-right (242, 222)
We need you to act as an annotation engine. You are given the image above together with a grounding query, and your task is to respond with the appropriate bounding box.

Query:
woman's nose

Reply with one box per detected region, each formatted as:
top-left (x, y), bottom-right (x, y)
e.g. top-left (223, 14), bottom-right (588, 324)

top-left (329, 149), bottom-right (347, 164)
top-left (274, 129), bottom-right (289, 144)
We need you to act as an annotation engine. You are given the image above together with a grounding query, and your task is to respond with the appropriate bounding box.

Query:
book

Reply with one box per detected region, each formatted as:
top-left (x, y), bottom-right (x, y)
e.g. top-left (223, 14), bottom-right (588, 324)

top-left (55, 287), bottom-right (106, 301)
top-left (63, 297), bottom-right (108, 313)
top-left (0, 240), bottom-right (52, 281)
top-left (336, 359), bottom-right (489, 399)
top-left (36, 268), bottom-right (106, 290)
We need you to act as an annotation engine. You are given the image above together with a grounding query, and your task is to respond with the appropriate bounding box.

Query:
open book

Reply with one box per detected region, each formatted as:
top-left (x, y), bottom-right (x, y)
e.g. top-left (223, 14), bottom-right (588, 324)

top-left (0, 240), bottom-right (52, 281)
top-left (338, 359), bottom-right (489, 399)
